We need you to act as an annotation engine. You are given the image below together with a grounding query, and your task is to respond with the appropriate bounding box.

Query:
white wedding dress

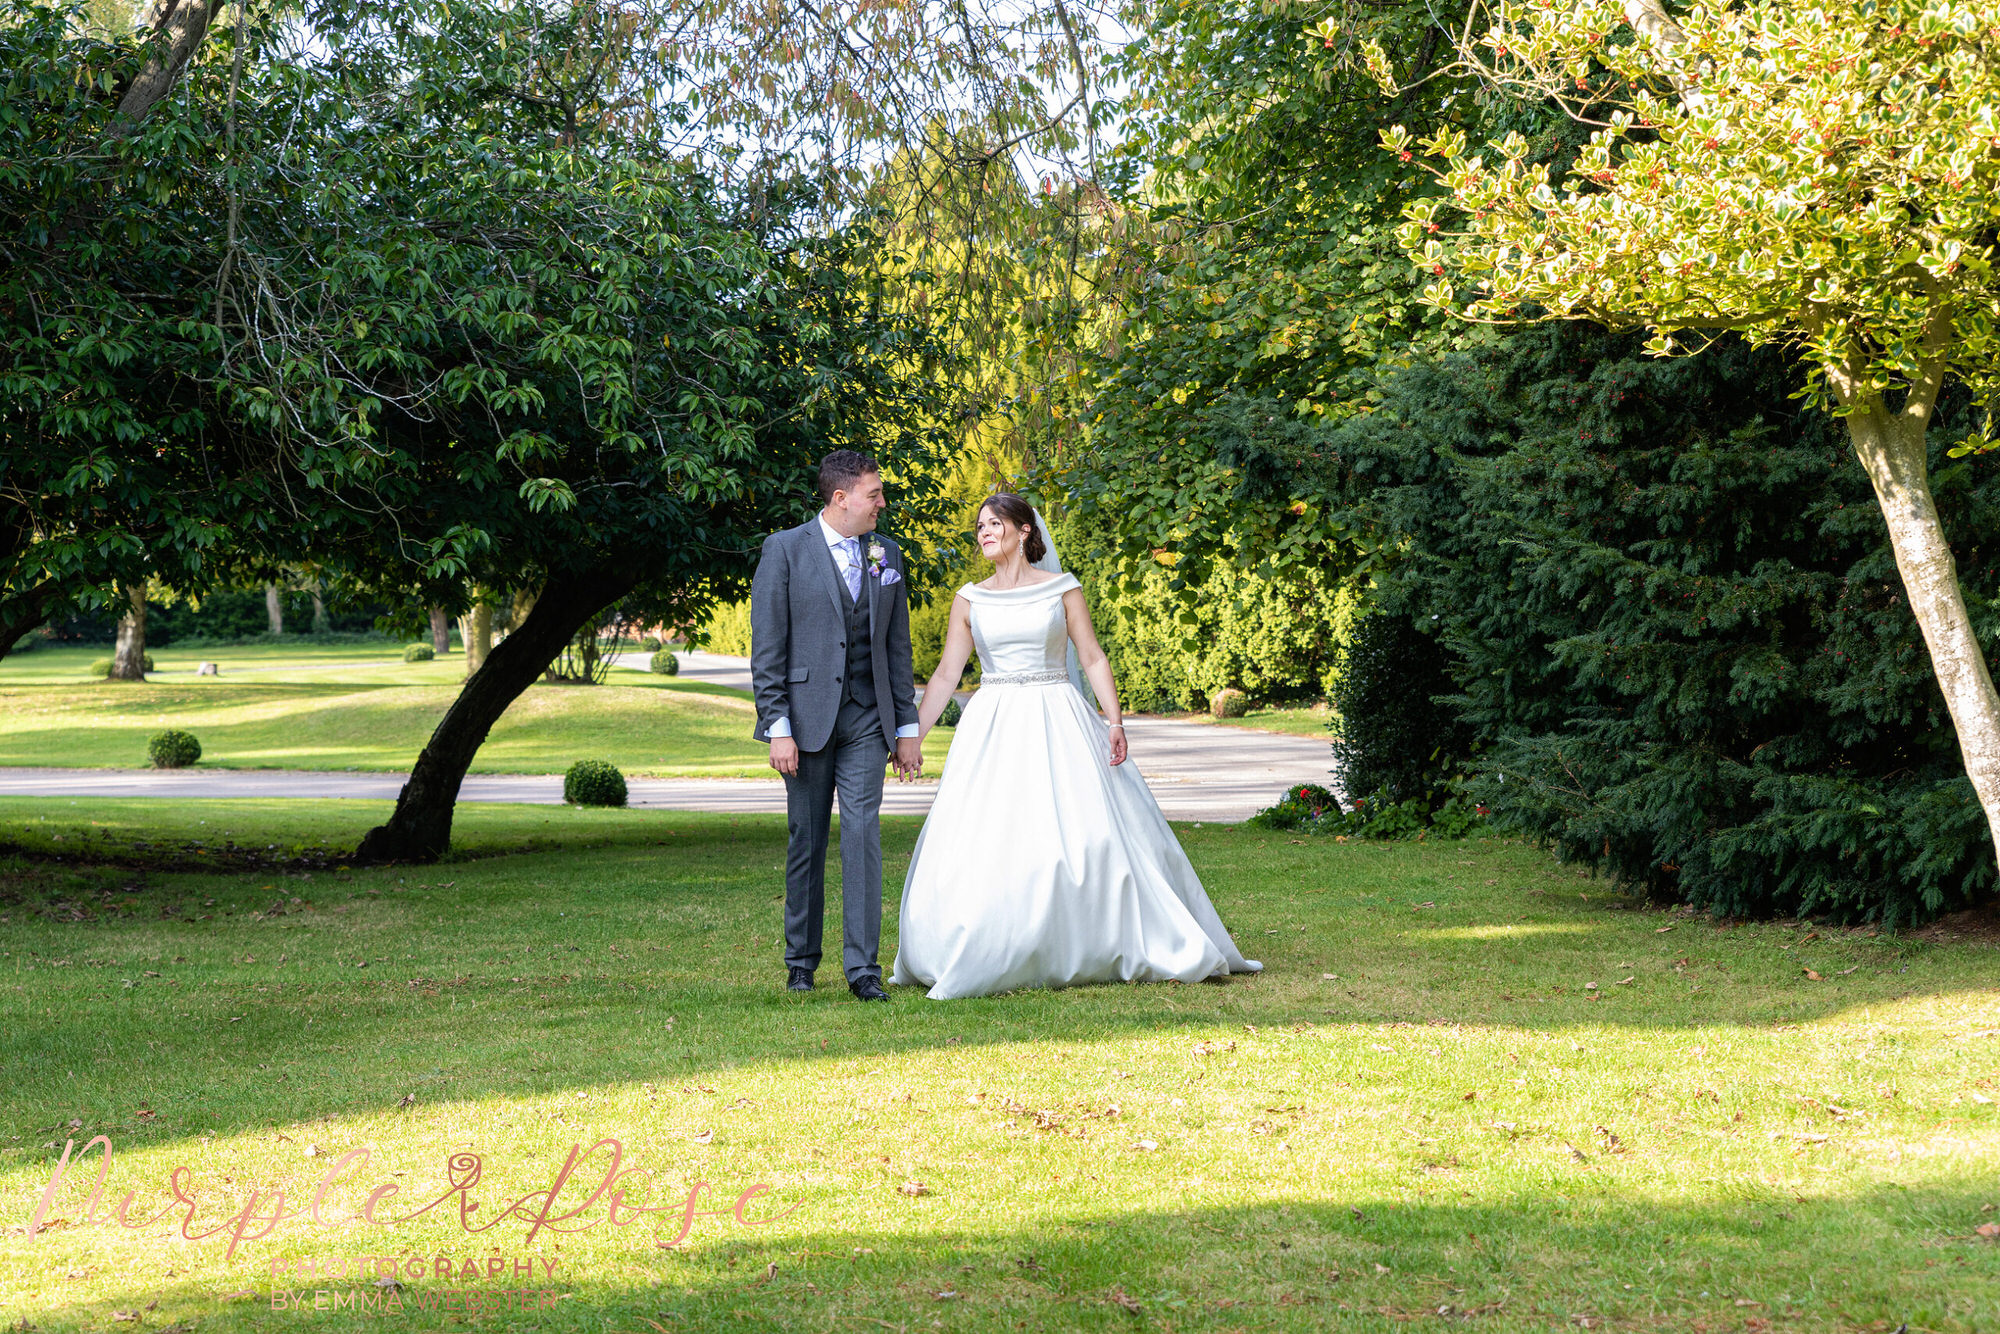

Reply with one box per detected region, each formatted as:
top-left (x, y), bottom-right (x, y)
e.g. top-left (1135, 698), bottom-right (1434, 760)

top-left (888, 572), bottom-right (1264, 1000)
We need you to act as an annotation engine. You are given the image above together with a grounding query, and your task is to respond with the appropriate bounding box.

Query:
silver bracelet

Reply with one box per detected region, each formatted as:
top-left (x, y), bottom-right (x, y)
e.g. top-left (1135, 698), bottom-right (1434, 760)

top-left (1107, 721), bottom-right (1125, 730)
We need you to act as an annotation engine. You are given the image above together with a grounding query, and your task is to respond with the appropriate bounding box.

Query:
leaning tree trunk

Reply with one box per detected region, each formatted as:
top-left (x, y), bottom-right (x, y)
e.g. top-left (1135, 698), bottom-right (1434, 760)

top-left (108, 585), bottom-right (148, 680)
top-left (354, 568), bottom-right (636, 864)
top-left (1848, 407), bottom-right (2000, 855)
top-left (428, 604), bottom-right (451, 655)
top-left (264, 582), bottom-right (283, 634)
top-left (310, 580), bottom-right (329, 634)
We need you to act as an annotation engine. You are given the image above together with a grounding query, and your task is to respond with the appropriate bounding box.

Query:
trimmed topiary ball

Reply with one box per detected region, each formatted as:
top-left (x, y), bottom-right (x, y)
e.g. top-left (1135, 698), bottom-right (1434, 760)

top-left (403, 643), bottom-right (434, 662)
top-left (640, 635), bottom-right (663, 651)
top-left (938, 698), bottom-right (962, 728)
top-left (650, 648), bottom-right (680, 676)
top-left (1210, 687), bottom-right (1251, 719)
top-left (148, 730), bottom-right (202, 768)
top-left (564, 759), bottom-right (627, 807)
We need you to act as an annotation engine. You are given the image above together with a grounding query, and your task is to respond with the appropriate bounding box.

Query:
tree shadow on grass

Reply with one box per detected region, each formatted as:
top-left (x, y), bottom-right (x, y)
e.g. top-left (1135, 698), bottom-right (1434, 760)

top-left (1, 812), bottom-right (1993, 1174)
top-left (15, 1186), bottom-right (1996, 1332)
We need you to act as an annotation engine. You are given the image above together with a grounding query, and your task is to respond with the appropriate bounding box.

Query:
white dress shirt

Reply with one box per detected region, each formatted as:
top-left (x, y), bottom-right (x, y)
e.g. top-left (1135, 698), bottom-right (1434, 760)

top-left (767, 515), bottom-right (920, 741)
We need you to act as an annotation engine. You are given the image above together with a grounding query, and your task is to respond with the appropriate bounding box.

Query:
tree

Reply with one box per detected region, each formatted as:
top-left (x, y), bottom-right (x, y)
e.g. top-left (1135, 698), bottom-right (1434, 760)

top-left (1382, 0), bottom-right (2000, 858)
top-left (0, 1), bottom-right (278, 658)
top-left (1317, 321), bottom-right (1996, 923)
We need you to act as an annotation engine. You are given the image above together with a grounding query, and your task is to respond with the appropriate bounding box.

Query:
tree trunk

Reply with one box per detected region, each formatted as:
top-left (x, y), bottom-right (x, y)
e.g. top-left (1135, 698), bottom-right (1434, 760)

top-left (1848, 409), bottom-right (2000, 856)
top-left (460, 603), bottom-right (492, 678)
top-left (310, 581), bottom-right (329, 634)
top-left (107, 0), bottom-right (221, 137)
top-left (354, 568), bottom-right (636, 864)
top-left (264, 582), bottom-right (283, 634)
top-left (108, 585), bottom-right (148, 681)
top-left (428, 604), bottom-right (451, 655)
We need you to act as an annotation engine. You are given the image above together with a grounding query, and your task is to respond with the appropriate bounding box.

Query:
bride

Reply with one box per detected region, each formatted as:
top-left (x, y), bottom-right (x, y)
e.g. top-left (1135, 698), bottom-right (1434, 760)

top-left (888, 493), bottom-right (1264, 1000)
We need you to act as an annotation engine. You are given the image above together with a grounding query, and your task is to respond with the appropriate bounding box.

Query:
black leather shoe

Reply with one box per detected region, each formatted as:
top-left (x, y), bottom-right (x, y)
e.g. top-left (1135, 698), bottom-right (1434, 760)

top-left (848, 975), bottom-right (890, 1002)
top-left (786, 967), bottom-right (814, 992)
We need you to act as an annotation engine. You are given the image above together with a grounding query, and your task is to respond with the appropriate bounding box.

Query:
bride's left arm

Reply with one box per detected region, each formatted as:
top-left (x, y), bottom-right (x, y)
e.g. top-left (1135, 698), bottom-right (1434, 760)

top-left (1062, 587), bottom-right (1127, 766)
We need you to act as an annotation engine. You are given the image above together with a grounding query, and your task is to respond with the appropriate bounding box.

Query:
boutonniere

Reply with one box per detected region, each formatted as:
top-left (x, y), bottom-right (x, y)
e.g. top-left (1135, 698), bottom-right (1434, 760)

top-left (866, 538), bottom-right (886, 576)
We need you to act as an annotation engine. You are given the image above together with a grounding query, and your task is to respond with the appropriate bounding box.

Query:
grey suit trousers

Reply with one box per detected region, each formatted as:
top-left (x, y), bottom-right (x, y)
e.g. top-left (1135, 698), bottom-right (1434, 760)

top-left (782, 695), bottom-right (887, 982)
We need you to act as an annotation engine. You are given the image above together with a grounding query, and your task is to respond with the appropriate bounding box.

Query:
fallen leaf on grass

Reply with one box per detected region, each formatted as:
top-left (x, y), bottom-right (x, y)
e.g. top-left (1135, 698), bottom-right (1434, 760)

top-left (933, 1289), bottom-right (961, 1301)
top-left (690, 1129), bottom-right (714, 1145)
top-left (1735, 1298), bottom-right (1763, 1307)
top-left (1655, 925), bottom-right (1675, 933)
top-left (1802, 967), bottom-right (1823, 981)
top-left (1462, 1090), bottom-right (1478, 1101)
top-left (1373, 1263), bottom-right (1391, 1274)
top-left (898, 1180), bottom-right (929, 1196)
top-left (1131, 1140), bottom-right (1159, 1152)
top-left (1107, 1286), bottom-right (1144, 1313)
top-left (753, 1262), bottom-right (777, 1286)
top-left (1975, 1223), bottom-right (2000, 1240)
top-left (1615, 976), bottom-right (1635, 986)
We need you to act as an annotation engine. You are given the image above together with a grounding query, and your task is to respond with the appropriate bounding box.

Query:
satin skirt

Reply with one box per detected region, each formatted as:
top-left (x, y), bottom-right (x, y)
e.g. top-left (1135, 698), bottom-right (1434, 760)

top-left (889, 680), bottom-right (1263, 1000)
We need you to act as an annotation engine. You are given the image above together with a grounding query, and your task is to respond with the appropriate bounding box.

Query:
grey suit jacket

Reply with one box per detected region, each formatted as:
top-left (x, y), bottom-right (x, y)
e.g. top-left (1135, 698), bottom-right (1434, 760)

top-left (749, 519), bottom-right (918, 754)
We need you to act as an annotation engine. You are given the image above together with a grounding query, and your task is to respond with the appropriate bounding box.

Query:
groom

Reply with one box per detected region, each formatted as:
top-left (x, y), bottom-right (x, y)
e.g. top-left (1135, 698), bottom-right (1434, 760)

top-left (749, 450), bottom-right (922, 1002)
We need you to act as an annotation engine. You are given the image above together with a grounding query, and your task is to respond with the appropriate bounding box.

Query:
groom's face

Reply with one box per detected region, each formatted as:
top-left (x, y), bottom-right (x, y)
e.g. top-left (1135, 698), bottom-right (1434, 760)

top-left (827, 470), bottom-right (887, 536)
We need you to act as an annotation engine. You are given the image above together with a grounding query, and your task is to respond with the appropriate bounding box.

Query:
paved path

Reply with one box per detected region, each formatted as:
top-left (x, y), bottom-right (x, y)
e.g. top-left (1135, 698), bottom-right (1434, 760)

top-left (0, 651), bottom-right (1333, 822)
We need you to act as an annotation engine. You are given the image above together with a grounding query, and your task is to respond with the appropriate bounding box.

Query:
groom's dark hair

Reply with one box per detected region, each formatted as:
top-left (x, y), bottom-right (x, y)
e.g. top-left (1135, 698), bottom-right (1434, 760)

top-left (818, 449), bottom-right (880, 503)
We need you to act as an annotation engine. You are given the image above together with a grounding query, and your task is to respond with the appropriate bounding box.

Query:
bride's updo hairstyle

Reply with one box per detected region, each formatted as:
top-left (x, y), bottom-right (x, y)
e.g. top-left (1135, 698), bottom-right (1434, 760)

top-left (979, 493), bottom-right (1046, 563)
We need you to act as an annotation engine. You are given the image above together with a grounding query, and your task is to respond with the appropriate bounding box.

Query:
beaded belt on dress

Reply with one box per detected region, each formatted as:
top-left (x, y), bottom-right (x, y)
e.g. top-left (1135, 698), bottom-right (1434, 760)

top-left (980, 668), bottom-right (1069, 686)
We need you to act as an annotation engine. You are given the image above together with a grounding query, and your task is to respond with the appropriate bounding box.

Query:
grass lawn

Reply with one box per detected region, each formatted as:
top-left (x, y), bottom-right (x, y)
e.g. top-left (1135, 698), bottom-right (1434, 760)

top-left (0, 645), bottom-right (951, 778)
top-left (1155, 705), bottom-right (1332, 739)
top-left (2, 798), bottom-right (1996, 1331)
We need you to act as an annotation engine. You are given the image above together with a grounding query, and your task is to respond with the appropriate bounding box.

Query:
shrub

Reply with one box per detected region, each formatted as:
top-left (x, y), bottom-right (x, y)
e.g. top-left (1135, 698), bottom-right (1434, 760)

top-left (1048, 508), bottom-right (1361, 711)
top-left (403, 643), bottom-right (434, 662)
top-left (938, 697), bottom-right (962, 728)
top-left (1210, 687), bottom-right (1250, 718)
top-left (640, 635), bottom-right (662, 651)
top-left (563, 759), bottom-right (627, 807)
top-left (1328, 611), bottom-right (1470, 810)
top-left (1249, 781), bottom-right (1488, 841)
top-left (694, 599), bottom-right (753, 656)
top-left (90, 652), bottom-right (154, 676)
top-left (147, 730), bottom-right (201, 768)
top-left (650, 648), bottom-right (679, 675)
top-left (1324, 321), bottom-right (1999, 923)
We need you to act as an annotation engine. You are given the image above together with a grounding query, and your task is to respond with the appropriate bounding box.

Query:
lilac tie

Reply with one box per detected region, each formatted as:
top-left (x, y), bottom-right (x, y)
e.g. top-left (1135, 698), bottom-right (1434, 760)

top-left (840, 537), bottom-right (862, 601)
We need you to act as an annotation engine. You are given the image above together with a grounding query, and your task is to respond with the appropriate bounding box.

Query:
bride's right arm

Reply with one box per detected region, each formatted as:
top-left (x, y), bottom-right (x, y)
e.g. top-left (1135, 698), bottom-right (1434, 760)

top-left (917, 595), bottom-right (974, 737)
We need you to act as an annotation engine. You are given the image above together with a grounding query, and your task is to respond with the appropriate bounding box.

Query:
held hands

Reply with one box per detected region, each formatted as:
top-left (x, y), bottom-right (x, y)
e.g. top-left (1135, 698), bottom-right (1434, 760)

top-left (768, 735), bottom-right (800, 776)
top-left (893, 736), bottom-right (923, 782)
top-left (1108, 722), bottom-right (1127, 767)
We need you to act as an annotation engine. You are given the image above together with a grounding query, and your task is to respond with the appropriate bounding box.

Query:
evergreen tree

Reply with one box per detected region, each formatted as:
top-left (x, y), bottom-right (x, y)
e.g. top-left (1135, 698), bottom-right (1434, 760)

top-left (1323, 323), bottom-right (1997, 923)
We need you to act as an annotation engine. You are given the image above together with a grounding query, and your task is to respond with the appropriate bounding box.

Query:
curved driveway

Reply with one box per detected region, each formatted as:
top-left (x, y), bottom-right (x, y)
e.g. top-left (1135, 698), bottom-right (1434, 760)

top-left (0, 650), bottom-right (1334, 822)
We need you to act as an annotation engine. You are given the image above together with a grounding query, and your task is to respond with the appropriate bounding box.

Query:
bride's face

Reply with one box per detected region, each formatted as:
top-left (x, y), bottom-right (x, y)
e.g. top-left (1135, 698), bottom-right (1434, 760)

top-left (976, 507), bottom-right (1028, 562)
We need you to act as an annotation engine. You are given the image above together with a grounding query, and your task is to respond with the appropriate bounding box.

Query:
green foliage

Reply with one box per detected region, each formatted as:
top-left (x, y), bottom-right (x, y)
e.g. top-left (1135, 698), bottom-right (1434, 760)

top-left (1210, 688), bottom-right (1250, 719)
top-left (402, 644), bottom-right (434, 663)
top-left (562, 759), bottom-right (627, 808)
top-left (1050, 507), bottom-right (1358, 712)
top-left (640, 636), bottom-right (662, 652)
top-left (89, 653), bottom-right (153, 676)
top-left (938, 698), bottom-right (962, 729)
top-left (695, 600), bottom-right (753, 658)
top-left (146, 730), bottom-right (201, 769)
top-left (1322, 322), bottom-right (1999, 923)
top-left (1330, 610), bottom-right (1472, 810)
top-left (1050, 3), bottom-right (1482, 587)
top-left (1250, 781), bottom-right (1488, 840)
top-left (650, 649), bottom-right (680, 676)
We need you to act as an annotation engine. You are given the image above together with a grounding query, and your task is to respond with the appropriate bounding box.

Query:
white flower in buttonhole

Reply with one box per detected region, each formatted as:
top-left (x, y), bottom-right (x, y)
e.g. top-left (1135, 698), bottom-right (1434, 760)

top-left (866, 539), bottom-right (886, 576)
